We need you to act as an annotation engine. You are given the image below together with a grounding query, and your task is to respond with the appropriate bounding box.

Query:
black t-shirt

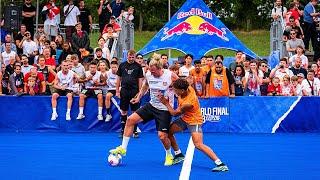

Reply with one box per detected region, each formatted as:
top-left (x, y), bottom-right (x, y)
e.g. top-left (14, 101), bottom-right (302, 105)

top-left (22, 4), bottom-right (36, 26)
top-left (97, 2), bottom-right (112, 24)
top-left (283, 26), bottom-right (303, 39)
top-left (79, 8), bottom-right (91, 29)
top-left (290, 67), bottom-right (307, 77)
top-left (205, 67), bottom-right (235, 85)
top-left (15, 33), bottom-right (24, 55)
top-left (110, 1), bottom-right (125, 18)
top-left (117, 61), bottom-right (143, 90)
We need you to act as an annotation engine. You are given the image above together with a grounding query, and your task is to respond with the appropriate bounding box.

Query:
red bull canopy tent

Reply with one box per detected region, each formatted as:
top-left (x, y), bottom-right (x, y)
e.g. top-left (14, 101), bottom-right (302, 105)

top-left (138, 0), bottom-right (258, 59)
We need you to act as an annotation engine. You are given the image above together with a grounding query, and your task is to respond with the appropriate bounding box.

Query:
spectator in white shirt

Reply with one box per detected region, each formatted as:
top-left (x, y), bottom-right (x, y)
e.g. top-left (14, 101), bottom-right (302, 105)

top-left (271, 0), bottom-right (287, 21)
top-left (301, 69), bottom-right (320, 96)
top-left (64, 0), bottom-right (80, 42)
top-left (270, 58), bottom-right (294, 83)
top-left (20, 54), bottom-right (33, 75)
top-left (0, 43), bottom-right (20, 66)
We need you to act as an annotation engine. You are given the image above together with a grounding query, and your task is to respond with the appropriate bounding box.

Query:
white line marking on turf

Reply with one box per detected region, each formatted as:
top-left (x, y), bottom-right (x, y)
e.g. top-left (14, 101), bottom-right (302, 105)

top-left (271, 96), bottom-right (301, 133)
top-left (179, 137), bottom-right (195, 180)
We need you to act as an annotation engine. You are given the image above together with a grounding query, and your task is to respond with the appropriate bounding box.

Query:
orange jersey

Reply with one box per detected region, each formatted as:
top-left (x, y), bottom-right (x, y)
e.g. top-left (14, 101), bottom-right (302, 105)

top-left (190, 68), bottom-right (206, 96)
top-left (207, 67), bottom-right (230, 97)
top-left (178, 87), bottom-right (203, 125)
top-left (202, 65), bottom-right (211, 74)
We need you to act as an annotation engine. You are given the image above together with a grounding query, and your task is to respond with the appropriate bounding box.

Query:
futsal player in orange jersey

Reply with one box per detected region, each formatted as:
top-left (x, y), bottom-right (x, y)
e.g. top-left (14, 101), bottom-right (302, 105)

top-left (158, 78), bottom-right (229, 172)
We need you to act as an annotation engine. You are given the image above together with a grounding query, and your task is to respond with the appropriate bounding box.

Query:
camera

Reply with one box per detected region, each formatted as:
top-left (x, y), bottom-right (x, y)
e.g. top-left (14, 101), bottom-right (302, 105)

top-left (279, 65), bottom-right (284, 69)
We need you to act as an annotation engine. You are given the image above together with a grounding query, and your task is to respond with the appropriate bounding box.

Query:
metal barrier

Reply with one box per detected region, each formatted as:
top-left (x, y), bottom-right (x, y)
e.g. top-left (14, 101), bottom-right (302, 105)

top-left (270, 17), bottom-right (287, 58)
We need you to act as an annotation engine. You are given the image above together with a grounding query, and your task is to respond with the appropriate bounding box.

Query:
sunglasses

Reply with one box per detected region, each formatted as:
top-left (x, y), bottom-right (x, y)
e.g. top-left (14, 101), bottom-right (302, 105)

top-left (261, 65), bottom-right (267, 67)
top-left (215, 61), bottom-right (223, 65)
top-left (290, 33), bottom-right (296, 35)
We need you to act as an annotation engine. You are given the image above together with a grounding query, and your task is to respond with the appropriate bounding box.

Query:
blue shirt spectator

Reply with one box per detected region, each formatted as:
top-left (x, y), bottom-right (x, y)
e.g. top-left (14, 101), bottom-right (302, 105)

top-left (111, 0), bottom-right (125, 18)
top-left (304, 1), bottom-right (316, 23)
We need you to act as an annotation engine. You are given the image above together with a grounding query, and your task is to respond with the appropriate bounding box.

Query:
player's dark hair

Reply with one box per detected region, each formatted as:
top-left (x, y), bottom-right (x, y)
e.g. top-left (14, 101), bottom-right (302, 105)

top-left (194, 60), bottom-right (201, 65)
top-left (173, 78), bottom-right (189, 90)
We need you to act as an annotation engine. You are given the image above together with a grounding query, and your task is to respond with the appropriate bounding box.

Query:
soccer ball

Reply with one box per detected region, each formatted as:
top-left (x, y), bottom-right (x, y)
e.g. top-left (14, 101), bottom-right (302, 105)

top-left (108, 153), bottom-right (122, 166)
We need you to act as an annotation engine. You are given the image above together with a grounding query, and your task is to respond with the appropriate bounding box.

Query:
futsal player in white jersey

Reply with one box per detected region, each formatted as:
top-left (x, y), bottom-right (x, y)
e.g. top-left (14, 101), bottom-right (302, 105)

top-left (51, 60), bottom-right (79, 120)
top-left (110, 56), bottom-right (179, 166)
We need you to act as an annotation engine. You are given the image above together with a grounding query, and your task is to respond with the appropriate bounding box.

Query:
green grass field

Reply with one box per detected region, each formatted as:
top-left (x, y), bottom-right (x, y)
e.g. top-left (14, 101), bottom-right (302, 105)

top-left (90, 30), bottom-right (270, 58)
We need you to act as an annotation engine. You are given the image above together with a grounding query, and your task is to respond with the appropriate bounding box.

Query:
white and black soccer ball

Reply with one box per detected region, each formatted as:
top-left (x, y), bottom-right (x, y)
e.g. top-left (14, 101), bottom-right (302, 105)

top-left (108, 153), bottom-right (122, 166)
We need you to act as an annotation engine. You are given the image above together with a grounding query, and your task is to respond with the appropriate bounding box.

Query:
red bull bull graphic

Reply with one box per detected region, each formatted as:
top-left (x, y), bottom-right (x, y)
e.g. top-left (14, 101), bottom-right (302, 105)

top-left (161, 22), bottom-right (192, 41)
top-left (198, 22), bottom-right (229, 41)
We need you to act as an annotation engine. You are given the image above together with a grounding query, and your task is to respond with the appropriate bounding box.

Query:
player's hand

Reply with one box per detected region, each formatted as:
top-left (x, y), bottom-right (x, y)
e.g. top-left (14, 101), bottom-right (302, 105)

top-left (157, 94), bottom-right (169, 105)
top-left (130, 97), bottom-right (140, 104)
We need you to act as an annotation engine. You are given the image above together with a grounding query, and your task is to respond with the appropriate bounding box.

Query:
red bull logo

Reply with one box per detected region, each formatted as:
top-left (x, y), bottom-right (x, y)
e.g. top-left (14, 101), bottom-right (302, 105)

top-left (161, 15), bottom-right (229, 41)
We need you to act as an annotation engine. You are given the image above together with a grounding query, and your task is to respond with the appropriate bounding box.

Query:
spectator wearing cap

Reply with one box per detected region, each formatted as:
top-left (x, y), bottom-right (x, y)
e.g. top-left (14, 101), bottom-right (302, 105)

top-left (110, 0), bottom-right (125, 19)
top-left (71, 22), bottom-right (91, 61)
top-left (289, 45), bottom-right (308, 68)
top-left (93, 48), bottom-right (110, 69)
top-left (301, 69), bottom-right (320, 96)
top-left (296, 73), bottom-right (305, 95)
top-left (18, 31), bottom-right (38, 65)
top-left (205, 59), bottom-right (235, 97)
top-left (289, 56), bottom-right (307, 77)
top-left (33, 25), bottom-right (47, 44)
top-left (63, 0), bottom-right (80, 43)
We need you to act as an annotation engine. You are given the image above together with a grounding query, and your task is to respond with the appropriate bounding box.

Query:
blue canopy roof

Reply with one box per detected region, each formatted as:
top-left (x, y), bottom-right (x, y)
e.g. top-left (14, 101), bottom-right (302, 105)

top-left (138, 0), bottom-right (258, 59)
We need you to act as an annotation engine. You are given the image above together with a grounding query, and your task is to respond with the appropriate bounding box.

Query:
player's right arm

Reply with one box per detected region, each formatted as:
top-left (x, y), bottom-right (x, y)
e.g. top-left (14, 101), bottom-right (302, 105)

top-left (130, 80), bottom-right (149, 104)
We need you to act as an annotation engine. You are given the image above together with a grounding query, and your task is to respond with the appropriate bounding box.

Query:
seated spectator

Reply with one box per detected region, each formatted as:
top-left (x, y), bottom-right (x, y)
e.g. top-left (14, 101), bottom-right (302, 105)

top-left (289, 56), bottom-right (307, 77)
top-left (5, 57), bottom-right (17, 75)
top-left (301, 69), bottom-right (320, 96)
top-left (9, 64), bottom-right (24, 95)
top-left (122, 6), bottom-right (134, 22)
top-left (1, 63), bottom-right (11, 95)
top-left (15, 24), bottom-right (28, 55)
top-left (55, 34), bottom-right (64, 50)
top-left (271, 0), bottom-right (287, 21)
top-left (179, 54), bottom-right (194, 77)
top-left (37, 34), bottom-right (48, 55)
top-left (189, 60), bottom-right (206, 97)
top-left (21, 54), bottom-right (33, 75)
top-left (33, 24), bottom-right (47, 44)
top-left (270, 58), bottom-right (294, 83)
top-left (1, 34), bottom-right (17, 53)
top-left (76, 62), bottom-right (104, 120)
top-left (102, 24), bottom-right (118, 51)
top-left (37, 55), bottom-right (56, 95)
top-left (244, 60), bottom-right (263, 96)
top-left (93, 48), bottom-right (110, 68)
top-left (289, 45), bottom-right (308, 68)
top-left (292, 74), bottom-right (303, 96)
top-left (58, 42), bottom-right (73, 65)
top-left (71, 22), bottom-right (91, 61)
top-left (19, 31), bottom-right (38, 64)
top-left (281, 75), bottom-right (295, 96)
top-left (95, 37), bottom-right (111, 60)
top-left (51, 60), bottom-right (79, 121)
top-left (233, 65), bottom-right (245, 96)
top-left (42, 48), bottom-right (56, 69)
top-left (311, 63), bottom-right (320, 78)
top-left (267, 77), bottom-right (282, 96)
top-left (1, 42), bottom-right (20, 66)
top-left (286, 29), bottom-right (304, 57)
top-left (97, 60), bottom-right (108, 96)
top-left (109, 16), bottom-right (122, 32)
top-left (259, 60), bottom-right (271, 96)
top-left (104, 60), bottom-right (119, 122)
top-left (285, 2), bottom-right (301, 26)
top-left (284, 16), bottom-right (303, 41)
top-left (205, 60), bottom-right (235, 97)
top-left (24, 66), bottom-right (46, 95)
top-left (71, 54), bottom-right (85, 78)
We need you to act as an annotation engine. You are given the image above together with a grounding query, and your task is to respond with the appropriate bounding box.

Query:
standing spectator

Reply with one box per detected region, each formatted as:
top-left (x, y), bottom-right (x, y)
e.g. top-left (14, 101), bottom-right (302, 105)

top-left (95, 37), bottom-right (111, 60)
top-left (22, 0), bottom-right (36, 37)
top-left (1, 43), bottom-right (20, 66)
top-left (71, 22), bottom-right (91, 61)
top-left (229, 51), bottom-right (243, 73)
top-left (97, 0), bottom-right (112, 34)
top-left (259, 60), bottom-right (271, 96)
top-left (289, 57), bottom-right (308, 77)
top-left (244, 60), bottom-right (263, 96)
top-left (189, 60), bottom-right (206, 97)
top-left (108, 16), bottom-right (122, 33)
top-left (205, 60), bottom-right (235, 97)
top-left (160, 54), bottom-right (169, 69)
top-left (78, 0), bottom-right (92, 34)
top-left (102, 24), bottom-right (118, 51)
top-left (64, 0), bottom-right (80, 42)
top-left (116, 50), bottom-right (143, 138)
top-left (179, 54), bottom-right (194, 77)
top-left (21, 54), bottom-right (33, 75)
top-left (271, 0), bottom-right (287, 21)
top-left (202, 55), bottom-right (214, 74)
top-left (51, 60), bottom-right (78, 121)
top-left (301, 69), bottom-right (320, 96)
top-left (104, 60), bottom-right (118, 122)
top-left (18, 31), bottom-right (38, 65)
top-left (1, 34), bottom-right (17, 53)
top-left (122, 6), bottom-right (134, 22)
top-left (286, 30), bottom-right (305, 57)
top-left (289, 45), bottom-right (308, 68)
top-left (9, 64), bottom-right (24, 95)
top-left (303, 0), bottom-right (319, 52)
top-left (76, 62), bottom-right (104, 121)
top-left (111, 0), bottom-right (125, 19)
top-left (283, 16), bottom-right (304, 41)
top-left (233, 65), bottom-right (245, 96)
top-left (15, 24), bottom-right (27, 55)
top-left (41, 0), bottom-right (60, 40)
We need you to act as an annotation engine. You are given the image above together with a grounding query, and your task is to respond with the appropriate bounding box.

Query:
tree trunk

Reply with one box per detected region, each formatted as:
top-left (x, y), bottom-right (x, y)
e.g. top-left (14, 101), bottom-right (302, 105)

top-left (139, 12), bottom-right (143, 32)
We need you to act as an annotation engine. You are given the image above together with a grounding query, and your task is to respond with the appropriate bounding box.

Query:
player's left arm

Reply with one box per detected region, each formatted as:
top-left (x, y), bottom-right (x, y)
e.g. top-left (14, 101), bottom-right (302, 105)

top-left (166, 102), bottom-right (193, 116)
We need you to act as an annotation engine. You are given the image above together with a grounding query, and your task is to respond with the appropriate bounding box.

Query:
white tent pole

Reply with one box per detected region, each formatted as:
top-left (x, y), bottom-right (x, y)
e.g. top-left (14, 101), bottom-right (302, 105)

top-left (35, 0), bottom-right (39, 31)
top-left (168, 0), bottom-right (171, 59)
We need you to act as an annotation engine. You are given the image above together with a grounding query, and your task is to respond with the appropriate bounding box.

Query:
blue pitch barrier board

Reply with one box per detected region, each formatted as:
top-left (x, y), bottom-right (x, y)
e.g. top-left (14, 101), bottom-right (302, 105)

top-left (0, 96), bottom-right (319, 133)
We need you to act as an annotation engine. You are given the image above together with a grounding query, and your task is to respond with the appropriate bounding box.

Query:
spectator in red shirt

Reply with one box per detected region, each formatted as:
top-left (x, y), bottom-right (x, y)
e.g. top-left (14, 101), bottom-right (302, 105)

top-left (24, 66), bottom-right (46, 95)
top-left (268, 77), bottom-right (282, 96)
top-left (109, 15), bottom-right (121, 33)
top-left (43, 47), bottom-right (56, 69)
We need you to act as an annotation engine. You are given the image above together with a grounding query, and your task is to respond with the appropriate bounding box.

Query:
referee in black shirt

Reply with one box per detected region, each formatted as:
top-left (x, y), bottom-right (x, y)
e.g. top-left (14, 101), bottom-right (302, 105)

top-left (116, 50), bottom-right (144, 138)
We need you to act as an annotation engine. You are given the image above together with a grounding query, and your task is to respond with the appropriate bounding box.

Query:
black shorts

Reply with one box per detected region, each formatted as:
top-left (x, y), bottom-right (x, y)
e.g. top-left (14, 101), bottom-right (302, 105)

top-left (81, 89), bottom-right (102, 97)
top-left (120, 89), bottom-right (140, 111)
top-left (136, 103), bottom-right (172, 133)
top-left (55, 89), bottom-right (73, 96)
top-left (107, 90), bottom-right (116, 96)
